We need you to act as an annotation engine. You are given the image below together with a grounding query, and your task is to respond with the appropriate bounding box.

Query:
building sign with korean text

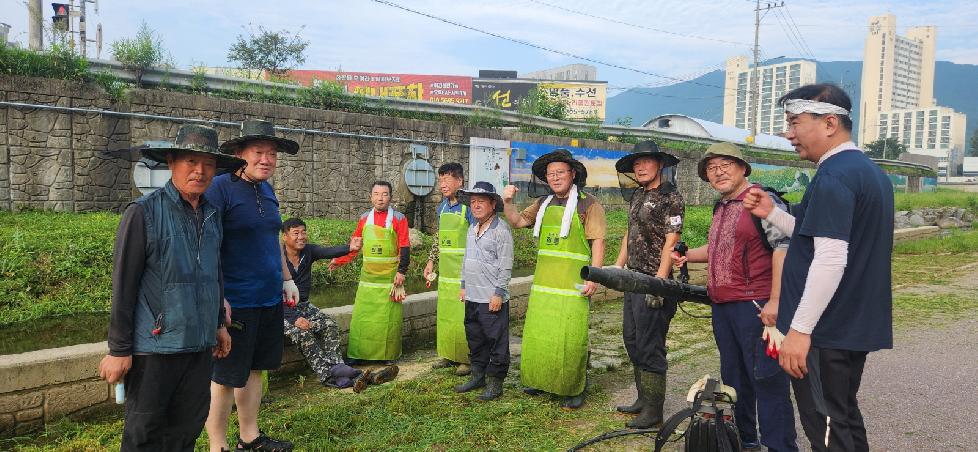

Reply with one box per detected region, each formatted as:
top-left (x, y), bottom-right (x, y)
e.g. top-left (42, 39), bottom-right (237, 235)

top-left (539, 83), bottom-right (606, 120)
top-left (471, 81), bottom-right (536, 110)
top-left (285, 70), bottom-right (472, 104)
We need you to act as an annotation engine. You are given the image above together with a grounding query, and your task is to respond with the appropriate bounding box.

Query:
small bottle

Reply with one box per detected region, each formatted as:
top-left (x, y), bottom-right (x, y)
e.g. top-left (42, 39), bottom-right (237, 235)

top-left (115, 383), bottom-right (126, 404)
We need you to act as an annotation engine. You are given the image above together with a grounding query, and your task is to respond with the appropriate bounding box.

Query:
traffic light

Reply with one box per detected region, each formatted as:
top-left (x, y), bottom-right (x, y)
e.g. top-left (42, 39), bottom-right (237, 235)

top-left (51, 3), bottom-right (69, 32)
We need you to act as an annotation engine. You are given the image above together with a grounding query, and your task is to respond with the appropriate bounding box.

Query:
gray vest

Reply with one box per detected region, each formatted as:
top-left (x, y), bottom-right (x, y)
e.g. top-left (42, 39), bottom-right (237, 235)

top-left (132, 181), bottom-right (222, 354)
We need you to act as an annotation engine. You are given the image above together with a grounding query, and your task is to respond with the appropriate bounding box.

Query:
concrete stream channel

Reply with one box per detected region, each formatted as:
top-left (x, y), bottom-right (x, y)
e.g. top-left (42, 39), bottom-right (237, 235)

top-left (0, 226), bottom-right (950, 438)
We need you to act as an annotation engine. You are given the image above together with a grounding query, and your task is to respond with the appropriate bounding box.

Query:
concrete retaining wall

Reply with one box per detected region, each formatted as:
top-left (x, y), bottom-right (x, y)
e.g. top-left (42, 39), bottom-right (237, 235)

top-left (0, 275), bottom-right (625, 437)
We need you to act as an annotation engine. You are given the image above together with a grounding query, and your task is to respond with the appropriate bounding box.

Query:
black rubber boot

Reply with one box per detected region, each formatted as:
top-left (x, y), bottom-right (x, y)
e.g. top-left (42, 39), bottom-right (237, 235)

top-left (454, 367), bottom-right (485, 393)
top-left (616, 368), bottom-right (643, 414)
top-left (626, 371), bottom-right (665, 429)
top-left (561, 391), bottom-right (586, 410)
top-left (478, 376), bottom-right (504, 401)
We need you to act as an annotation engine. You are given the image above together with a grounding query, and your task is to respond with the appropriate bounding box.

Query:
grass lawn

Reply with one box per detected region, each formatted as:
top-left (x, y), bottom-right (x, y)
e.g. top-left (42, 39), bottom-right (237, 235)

top-left (0, 206), bottom-right (714, 326)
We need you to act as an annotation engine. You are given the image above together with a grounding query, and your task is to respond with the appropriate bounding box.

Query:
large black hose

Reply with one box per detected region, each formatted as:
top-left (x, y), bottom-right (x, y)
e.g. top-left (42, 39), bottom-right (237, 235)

top-left (580, 266), bottom-right (712, 305)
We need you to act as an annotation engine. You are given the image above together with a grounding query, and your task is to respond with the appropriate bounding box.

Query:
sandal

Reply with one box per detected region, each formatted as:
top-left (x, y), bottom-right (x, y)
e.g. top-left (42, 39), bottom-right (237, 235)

top-left (235, 431), bottom-right (293, 452)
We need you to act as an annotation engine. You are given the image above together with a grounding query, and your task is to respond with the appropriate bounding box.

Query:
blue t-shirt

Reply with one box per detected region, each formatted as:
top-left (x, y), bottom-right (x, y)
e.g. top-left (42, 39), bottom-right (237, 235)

top-left (205, 173), bottom-right (283, 308)
top-left (778, 150), bottom-right (894, 352)
top-left (437, 198), bottom-right (476, 225)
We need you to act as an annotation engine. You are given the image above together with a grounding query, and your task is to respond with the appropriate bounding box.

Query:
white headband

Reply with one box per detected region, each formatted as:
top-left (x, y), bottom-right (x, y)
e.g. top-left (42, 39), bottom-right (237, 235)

top-left (783, 99), bottom-right (849, 116)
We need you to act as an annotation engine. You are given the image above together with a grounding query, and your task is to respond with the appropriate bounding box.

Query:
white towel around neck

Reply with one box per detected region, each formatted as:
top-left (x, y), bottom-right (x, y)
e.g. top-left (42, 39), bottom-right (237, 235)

top-left (367, 207), bottom-right (394, 229)
top-left (533, 184), bottom-right (579, 238)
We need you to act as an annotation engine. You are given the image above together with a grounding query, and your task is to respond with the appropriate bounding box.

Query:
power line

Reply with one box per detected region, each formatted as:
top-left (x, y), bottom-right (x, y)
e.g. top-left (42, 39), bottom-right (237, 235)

top-left (367, 0), bottom-right (749, 94)
top-left (523, 0), bottom-right (752, 48)
top-left (782, 4), bottom-right (816, 58)
top-left (773, 8), bottom-right (812, 60)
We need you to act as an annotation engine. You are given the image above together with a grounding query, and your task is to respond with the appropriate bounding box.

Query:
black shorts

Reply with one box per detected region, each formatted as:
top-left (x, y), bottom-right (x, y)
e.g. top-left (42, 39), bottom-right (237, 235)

top-left (211, 303), bottom-right (285, 388)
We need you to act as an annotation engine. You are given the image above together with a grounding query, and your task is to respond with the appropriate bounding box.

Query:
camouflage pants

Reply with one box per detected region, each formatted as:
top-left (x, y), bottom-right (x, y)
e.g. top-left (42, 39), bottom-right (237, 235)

top-left (283, 304), bottom-right (345, 384)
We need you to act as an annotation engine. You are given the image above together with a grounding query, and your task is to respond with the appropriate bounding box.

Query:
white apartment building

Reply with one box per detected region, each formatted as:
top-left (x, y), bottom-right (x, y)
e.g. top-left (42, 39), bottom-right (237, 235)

top-left (722, 56), bottom-right (816, 136)
top-left (877, 106), bottom-right (966, 176)
top-left (858, 14), bottom-right (937, 145)
top-left (521, 64), bottom-right (597, 82)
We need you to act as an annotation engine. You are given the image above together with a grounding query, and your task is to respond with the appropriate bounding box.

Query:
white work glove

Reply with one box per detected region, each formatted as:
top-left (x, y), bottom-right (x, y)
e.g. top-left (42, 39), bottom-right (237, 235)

top-left (283, 280), bottom-right (299, 307)
top-left (762, 326), bottom-right (785, 359)
top-left (390, 285), bottom-right (407, 303)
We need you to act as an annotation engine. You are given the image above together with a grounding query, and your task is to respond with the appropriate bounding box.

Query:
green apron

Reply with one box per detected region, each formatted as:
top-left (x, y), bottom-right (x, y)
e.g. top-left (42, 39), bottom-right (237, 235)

top-left (520, 203), bottom-right (591, 396)
top-left (435, 205), bottom-right (471, 364)
top-left (347, 211), bottom-right (403, 360)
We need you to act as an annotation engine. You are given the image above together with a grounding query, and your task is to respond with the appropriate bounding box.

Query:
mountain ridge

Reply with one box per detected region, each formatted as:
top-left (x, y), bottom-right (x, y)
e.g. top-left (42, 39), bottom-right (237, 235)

top-left (606, 58), bottom-right (977, 146)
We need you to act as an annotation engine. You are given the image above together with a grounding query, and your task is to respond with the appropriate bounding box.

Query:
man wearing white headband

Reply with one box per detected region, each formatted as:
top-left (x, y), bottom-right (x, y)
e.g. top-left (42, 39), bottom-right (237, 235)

top-left (744, 84), bottom-right (893, 452)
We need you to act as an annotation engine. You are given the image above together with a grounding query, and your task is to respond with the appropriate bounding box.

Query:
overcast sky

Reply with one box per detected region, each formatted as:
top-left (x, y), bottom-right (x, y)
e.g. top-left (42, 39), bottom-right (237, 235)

top-left (3, 0), bottom-right (977, 93)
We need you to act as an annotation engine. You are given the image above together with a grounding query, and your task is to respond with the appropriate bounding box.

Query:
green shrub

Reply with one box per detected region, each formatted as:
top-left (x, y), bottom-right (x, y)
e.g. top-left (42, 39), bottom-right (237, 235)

top-left (0, 41), bottom-right (88, 80)
top-left (110, 21), bottom-right (171, 87)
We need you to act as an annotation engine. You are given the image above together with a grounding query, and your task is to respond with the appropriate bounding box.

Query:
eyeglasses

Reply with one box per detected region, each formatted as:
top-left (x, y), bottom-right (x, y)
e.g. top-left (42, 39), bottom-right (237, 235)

top-left (705, 161), bottom-right (736, 175)
top-left (546, 169), bottom-right (571, 179)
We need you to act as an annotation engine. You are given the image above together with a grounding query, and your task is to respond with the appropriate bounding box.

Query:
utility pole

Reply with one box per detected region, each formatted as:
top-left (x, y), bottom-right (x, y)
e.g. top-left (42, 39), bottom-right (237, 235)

top-left (28, 0), bottom-right (42, 50)
top-left (78, 0), bottom-right (86, 57)
top-left (750, 0), bottom-right (784, 138)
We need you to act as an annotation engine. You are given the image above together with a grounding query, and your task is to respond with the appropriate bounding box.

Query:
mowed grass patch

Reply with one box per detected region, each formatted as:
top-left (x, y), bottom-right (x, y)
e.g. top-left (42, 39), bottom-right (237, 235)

top-left (892, 293), bottom-right (977, 329)
top-left (892, 228), bottom-right (978, 288)
top-left (893, 228), bottom-right (978, 255)
top-left (891, 253), bottom-right (978, 288)
top-left (12, 369), bottom-right (629, 451)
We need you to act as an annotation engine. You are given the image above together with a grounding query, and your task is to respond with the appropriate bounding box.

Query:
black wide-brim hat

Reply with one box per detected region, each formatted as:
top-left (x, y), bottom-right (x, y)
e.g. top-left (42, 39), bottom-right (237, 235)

top-left (460, 181), bottom-right (504, 212)
top-left (615, 140), bottom-right (680, 173)
top-left (219, 119), bottom-right (299, 155)
top-left (531, 149), bottom-right (588, 187)
top-left (141, 124), bottom-right (246, 170)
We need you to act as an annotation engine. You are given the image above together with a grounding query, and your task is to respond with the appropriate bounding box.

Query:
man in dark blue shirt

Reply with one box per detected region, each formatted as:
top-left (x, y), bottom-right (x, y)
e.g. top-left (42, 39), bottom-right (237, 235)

top-left (745, 84), bottom-right (893, 452)
top-left (204, 120), bottom-right (301, 452)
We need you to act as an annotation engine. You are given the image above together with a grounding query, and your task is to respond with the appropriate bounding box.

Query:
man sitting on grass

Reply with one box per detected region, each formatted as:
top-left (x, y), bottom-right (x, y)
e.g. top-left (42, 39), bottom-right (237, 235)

top-left (282, 218), bottom-right (398, 391)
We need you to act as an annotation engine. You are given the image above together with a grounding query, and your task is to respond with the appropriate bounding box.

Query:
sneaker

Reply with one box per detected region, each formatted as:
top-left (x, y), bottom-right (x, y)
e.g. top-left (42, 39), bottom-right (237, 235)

top-left (454, 364), bottom-right (472, 376)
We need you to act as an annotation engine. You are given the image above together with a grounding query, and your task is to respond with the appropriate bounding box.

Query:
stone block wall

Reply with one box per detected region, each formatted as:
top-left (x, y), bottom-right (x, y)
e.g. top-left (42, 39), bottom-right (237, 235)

top-left (0, 76), bottom-right (729, 224)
